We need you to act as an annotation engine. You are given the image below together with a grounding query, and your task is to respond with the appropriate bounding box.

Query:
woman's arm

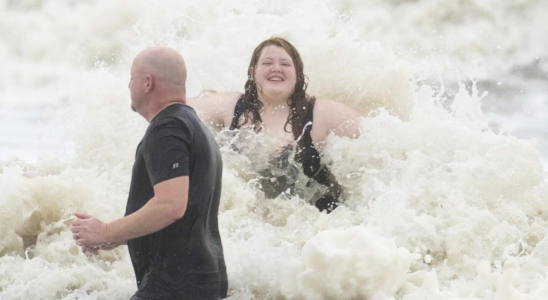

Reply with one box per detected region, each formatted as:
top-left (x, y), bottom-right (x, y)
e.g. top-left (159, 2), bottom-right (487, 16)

top-left (309, 99), bottom-right (361, 212)
top-left (311, 98), bottom-right (362, 144)
top-left (186, 91), bottom-right (242, 130)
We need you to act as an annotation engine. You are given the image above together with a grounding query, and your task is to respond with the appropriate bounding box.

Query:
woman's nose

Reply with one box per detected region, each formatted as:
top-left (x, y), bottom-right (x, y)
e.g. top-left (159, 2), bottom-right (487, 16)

top-left (271, 63), bottom-right (282, 72)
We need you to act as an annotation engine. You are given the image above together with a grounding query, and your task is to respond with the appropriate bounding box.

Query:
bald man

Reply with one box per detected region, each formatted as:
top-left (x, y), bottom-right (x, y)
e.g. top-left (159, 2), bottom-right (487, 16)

top-left (71, 47), bottom-right (228, 300)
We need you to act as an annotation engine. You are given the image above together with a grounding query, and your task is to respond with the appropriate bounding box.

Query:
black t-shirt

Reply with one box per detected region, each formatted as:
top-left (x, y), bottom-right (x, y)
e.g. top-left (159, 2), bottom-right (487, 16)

top-left (125, 104), bottom-right (227, 299)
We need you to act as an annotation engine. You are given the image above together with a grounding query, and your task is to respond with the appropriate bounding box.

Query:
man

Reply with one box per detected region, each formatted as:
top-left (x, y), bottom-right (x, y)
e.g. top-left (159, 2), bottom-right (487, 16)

top-left (71, 47), bottom-right (228, 300)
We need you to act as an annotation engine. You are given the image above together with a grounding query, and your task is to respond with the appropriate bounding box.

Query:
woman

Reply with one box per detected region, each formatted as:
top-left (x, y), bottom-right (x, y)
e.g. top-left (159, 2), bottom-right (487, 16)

top-left (188, 37), bottom-right (361, 212)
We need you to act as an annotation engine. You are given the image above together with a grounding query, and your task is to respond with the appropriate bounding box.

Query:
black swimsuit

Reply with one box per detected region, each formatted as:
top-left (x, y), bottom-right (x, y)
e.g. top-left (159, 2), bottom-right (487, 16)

top-left (229, 96), bottom-right (340, 212)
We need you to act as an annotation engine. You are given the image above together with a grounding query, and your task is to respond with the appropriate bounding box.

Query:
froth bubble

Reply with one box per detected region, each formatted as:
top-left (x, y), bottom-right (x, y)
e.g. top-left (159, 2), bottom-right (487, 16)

top-left (281, 226), bottom-right (419, 299)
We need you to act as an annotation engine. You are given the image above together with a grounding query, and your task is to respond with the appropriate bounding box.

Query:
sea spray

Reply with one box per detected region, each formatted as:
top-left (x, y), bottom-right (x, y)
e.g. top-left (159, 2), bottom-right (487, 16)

top-left (1, 0), bottom-right (548, 299)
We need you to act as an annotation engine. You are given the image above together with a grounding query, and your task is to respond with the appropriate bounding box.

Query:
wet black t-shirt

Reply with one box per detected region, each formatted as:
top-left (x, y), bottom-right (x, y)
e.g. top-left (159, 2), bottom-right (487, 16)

top-left (125, 104), bottom-right (227, 300)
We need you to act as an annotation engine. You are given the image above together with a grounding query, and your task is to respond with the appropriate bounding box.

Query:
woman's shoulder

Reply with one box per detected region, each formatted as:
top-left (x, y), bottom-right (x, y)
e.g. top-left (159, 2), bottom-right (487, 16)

top-left (187, 91), bottom-right (243, 129)
top-left (313, 98), bottom-right (360, 121)
top-left (312, 98), bottom-right (361, 139)
top-left (189, 91), bottom-right (242, 107)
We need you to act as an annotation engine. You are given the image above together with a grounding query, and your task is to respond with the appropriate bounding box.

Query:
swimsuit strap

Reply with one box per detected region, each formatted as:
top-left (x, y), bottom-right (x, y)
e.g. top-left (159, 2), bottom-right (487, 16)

top-left (301, 98), bottom-right (315, 147)
top-left (229, 95), bottom-right (246, 130)
top-left (299, 98), bottom-right (341, 212)
top-left (298, 100), bottom-right (333, 185)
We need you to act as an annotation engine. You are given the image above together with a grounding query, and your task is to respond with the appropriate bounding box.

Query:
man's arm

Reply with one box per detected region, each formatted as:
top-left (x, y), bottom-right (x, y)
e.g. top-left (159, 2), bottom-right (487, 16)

top-left (72, 176), bottom-right (188, 246)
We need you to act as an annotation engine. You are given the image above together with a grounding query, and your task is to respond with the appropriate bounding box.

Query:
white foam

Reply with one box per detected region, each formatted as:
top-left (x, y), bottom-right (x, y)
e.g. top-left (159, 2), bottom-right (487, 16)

top-left (1, 0), bottom-right (547, 299)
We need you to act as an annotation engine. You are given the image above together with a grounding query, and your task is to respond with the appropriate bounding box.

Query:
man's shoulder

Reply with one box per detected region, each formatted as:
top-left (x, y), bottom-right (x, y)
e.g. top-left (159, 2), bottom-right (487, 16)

top-left (145, 113), bottom-right (192, 144)
top-left (151, 105), bottom-right (196, 127)
top-left (148, 115), bottom-right (184, 132)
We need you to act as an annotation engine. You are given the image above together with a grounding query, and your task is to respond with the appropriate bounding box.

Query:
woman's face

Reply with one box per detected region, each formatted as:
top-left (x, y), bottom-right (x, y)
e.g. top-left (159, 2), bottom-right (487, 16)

top-left (252, 45), bottom-right (297, 100)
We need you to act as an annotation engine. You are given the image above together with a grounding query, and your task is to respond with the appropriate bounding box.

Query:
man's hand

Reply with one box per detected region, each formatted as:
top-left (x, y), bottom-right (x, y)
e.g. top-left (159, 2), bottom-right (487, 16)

top-left (71, 213), bottom-right (110, 246)
top-left (81, 242), bottom-right (124, 256)
top-left (81, 245), bottom-right (99, 256)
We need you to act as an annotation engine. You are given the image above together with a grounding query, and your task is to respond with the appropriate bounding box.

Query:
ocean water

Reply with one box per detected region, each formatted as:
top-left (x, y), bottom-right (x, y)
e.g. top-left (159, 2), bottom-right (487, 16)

top-left (1, 0), bottom-right (547, 299)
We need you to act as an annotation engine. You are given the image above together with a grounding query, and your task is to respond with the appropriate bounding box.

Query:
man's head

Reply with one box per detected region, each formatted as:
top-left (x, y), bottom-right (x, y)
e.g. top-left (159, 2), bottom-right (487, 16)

top-left (129, 47), bottom-right (187, 120)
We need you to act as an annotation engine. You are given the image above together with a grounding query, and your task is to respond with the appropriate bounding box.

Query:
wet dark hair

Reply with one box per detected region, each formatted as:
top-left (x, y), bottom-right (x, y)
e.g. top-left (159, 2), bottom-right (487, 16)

top-left (240, 37), bottom-right (315, 140)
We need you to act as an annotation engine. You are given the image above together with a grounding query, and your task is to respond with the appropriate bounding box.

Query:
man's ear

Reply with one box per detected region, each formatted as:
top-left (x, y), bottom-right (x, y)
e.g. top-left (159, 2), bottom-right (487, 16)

top-left (145, 75), bottom-right (154, 93)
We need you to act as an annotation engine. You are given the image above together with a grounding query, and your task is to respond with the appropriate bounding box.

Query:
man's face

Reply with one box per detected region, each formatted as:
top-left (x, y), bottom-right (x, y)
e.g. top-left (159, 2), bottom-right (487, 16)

top-left (128, 62), bottom-right (142, 112)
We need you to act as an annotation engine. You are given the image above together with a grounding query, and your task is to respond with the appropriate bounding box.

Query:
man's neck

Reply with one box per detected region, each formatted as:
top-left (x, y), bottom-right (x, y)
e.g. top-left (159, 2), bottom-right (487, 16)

top-left (145, 99), bottom-right (186, 122)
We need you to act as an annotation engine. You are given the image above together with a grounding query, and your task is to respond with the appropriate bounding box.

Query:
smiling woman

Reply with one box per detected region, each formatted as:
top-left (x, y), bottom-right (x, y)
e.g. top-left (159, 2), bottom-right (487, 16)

top-left (187, 37), bottom-right (361, 212)
top-left (253, 45), bottom-right (297, 102)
